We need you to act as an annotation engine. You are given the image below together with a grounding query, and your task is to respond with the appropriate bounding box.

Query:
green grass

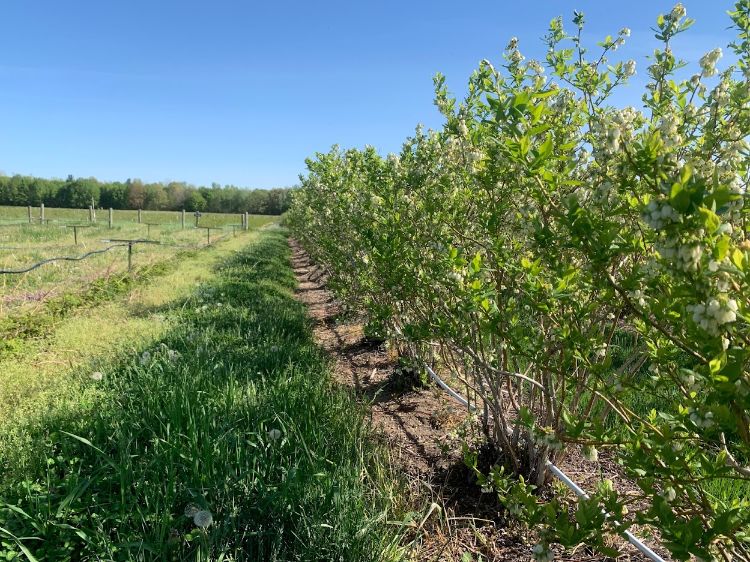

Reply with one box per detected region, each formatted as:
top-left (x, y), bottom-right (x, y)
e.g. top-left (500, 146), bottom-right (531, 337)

top-left (0, 205), bottom-right (273, 228)
top-left (0, 231), bottom-right (259, 461)
top-left (605, 331), bottom-right (750, 505)
top-left (0, 229), bottom-right (404, 561)
top-left (0, 215), bottom-right (276, 319)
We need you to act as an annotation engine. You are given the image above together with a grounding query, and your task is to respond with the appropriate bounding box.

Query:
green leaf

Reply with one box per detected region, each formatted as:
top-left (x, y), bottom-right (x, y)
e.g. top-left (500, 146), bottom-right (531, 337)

top-left (532, 135), bottom-right (554, 169)
top-left (709, 353), bottom-right (727, 375)
top-left (670, 182), bottom-right (691, 213)
top-left (732, 249), bottom-right (745, 270)
top-left (471, 252), bottom-right (482, 273)
top-left (715, 235), bottom-right (730, 261)
top-left (698, 207), bottom-right (720, 233)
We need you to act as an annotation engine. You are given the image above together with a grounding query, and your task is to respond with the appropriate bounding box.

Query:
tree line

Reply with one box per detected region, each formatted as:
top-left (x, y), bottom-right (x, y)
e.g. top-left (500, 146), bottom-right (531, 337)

top-left (0, 174), bottom-right (293, 215)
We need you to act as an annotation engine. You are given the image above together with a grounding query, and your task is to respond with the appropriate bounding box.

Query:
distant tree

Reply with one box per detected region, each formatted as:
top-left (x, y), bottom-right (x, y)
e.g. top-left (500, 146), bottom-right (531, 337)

top-left (56, 176), bottom-right (100, 208)
top-left (165, 182), bottom-right (188, 210)
top-left (0, 171), bottom-right (292, 214)
top-left (143, 183), bottom-right (168, 210)
top-left (127, 179), bottom-right (146, 209)
top-left (245, 189), bottom-right (269, 214)
top-left (184, 190), bottom-right (206, 212)
top-left (100, 182), bottom-right (129, 209)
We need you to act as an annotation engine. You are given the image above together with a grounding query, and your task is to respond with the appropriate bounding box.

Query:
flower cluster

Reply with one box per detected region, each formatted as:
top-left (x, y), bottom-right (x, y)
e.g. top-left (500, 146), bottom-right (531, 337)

top-left (643, 200), bottom-right (680, 230)
top-left (288, 2), bottom-right (750, 558)
top-left (700, 48), bottom-right (723, 77)
top-left (687, 298), bottom-right (738, 335)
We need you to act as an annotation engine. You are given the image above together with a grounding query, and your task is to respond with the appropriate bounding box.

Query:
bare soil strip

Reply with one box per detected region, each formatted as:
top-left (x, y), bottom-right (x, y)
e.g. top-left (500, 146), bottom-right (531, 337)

top-left (290, 240), bottom-right (660, 562)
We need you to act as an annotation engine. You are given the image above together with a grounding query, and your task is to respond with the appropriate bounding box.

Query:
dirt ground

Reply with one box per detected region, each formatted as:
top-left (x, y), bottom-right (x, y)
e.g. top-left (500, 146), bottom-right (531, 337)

top-left (290, 240), bottom-right (663, 562)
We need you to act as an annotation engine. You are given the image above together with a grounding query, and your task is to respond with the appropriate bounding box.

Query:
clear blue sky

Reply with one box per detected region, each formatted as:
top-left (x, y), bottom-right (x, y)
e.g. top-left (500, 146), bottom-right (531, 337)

top-left (0, 1), bottom-right (738, 188)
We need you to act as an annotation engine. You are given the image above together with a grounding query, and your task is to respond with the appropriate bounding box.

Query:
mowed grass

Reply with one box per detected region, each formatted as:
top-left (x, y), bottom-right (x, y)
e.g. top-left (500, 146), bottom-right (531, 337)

top-left (0, 229), bottom-right (404, 561)
top-left (0, 231), bottom-right (261, 471)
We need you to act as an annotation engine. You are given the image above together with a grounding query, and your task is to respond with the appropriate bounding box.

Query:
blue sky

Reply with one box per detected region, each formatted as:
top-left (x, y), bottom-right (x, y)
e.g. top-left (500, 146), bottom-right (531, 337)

top-left (0, 1), bottom-right (738, 188)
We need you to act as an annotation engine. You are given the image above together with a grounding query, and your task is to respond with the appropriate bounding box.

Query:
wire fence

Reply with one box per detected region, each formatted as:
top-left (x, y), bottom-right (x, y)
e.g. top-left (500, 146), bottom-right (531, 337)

top-left (0, 227), bottom-right (238, 276)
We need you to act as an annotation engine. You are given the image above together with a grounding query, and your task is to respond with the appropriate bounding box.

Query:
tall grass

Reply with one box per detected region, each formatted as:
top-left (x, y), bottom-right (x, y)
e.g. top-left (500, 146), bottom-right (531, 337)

top-left (0, 229), bottom-right (403, 561)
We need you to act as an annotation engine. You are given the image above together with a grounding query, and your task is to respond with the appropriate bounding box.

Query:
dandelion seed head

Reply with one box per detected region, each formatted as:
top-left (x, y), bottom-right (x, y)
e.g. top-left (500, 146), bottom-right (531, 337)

top-left (90, 371), bottom-right (104, 381)
top-left (267, 428), bottom-right (282, 441)
top-left (193, 510), bottom-right (213, 528)
top-left (140, 351), bottom-right (152, 366)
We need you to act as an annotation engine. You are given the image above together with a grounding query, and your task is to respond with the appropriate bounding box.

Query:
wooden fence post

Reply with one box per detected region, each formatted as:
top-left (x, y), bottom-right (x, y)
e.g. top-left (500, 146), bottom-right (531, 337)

top-left (138, 209), bottom-right (142, 223)
top-left (40, 203), bottom-right (45, 223)
top-left (27, 206), bottom-right (32, 224)
top-left (109, 208), bottom-right (114, 228)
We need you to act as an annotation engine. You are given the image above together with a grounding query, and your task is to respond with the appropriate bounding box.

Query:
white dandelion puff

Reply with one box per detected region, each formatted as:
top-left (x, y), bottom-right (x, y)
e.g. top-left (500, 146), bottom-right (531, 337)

top-left (267, 428), bottom-right (282, 441)
top-left (90, 371), bottom-right (104, 381)
top-left (193, 510), bottom-right (213, 528)
top-left (184, 504), bottom-right (200, 518)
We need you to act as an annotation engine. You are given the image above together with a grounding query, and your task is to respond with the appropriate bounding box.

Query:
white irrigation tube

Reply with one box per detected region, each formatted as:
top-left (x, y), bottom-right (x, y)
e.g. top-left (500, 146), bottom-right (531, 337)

top-left (425, 364), bottom-right (474, 411)
top-left (423, 361), bottom-right (666, 562)
top-left (545, 462), bottom-right (666, 562)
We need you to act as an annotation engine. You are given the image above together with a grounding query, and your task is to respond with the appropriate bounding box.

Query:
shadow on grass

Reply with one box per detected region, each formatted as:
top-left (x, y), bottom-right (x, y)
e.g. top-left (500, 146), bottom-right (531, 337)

top-left (0, 230), bottom-right (403, 562)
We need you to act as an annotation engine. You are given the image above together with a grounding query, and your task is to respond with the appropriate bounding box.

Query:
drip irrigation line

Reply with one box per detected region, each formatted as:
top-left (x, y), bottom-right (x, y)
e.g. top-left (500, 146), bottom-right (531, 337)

top-left (1, 228), bottom-right (239, 274)
top-left (423, 361), bottom-right (665, 562)
top-left (0, 243), bottom-right (130, 274)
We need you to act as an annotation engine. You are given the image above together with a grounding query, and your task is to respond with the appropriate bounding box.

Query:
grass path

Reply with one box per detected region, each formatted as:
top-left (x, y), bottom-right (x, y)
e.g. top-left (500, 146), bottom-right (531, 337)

top-left (0, 230), bottom-right (260, 477)
top-left (0, 228), bottom-right (404, 561)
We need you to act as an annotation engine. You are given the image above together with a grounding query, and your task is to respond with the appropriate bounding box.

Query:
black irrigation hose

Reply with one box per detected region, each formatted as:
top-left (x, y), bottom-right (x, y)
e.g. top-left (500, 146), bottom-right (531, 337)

top-left (0, 243), bottom-right (130, 274)
top-left (1, 229), bottom-right (240, 274)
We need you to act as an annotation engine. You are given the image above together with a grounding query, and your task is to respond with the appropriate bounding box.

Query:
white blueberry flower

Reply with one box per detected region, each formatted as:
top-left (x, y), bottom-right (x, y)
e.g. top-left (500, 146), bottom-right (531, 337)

top-left (700, 48), bottom-right (722, 77)
top-left (457, 120), bottom-right (469, 137)
top-left (510, 49), bottom-right (525, 64)
top-left (528, 60), bottom-right (545, 75)
top-left (631, 289), bottom-right (647, 308)
top-left (619, 27), bottom-right (631, 37)
top-left (687, 298), bottom-right (737, 335)
top-left (624, 59), bottom-right (636, 77)
top-left (670, 3), bottom-right (686, 21)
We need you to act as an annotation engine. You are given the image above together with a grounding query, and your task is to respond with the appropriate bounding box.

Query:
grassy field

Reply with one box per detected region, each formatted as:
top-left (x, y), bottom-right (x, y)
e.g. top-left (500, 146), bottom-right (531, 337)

top-left (0, 228), bottom-right (404, 561)
top-left (0, 205), bottom-right (259, 228)
top-left (0, 214), bottom-right (276, 320)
